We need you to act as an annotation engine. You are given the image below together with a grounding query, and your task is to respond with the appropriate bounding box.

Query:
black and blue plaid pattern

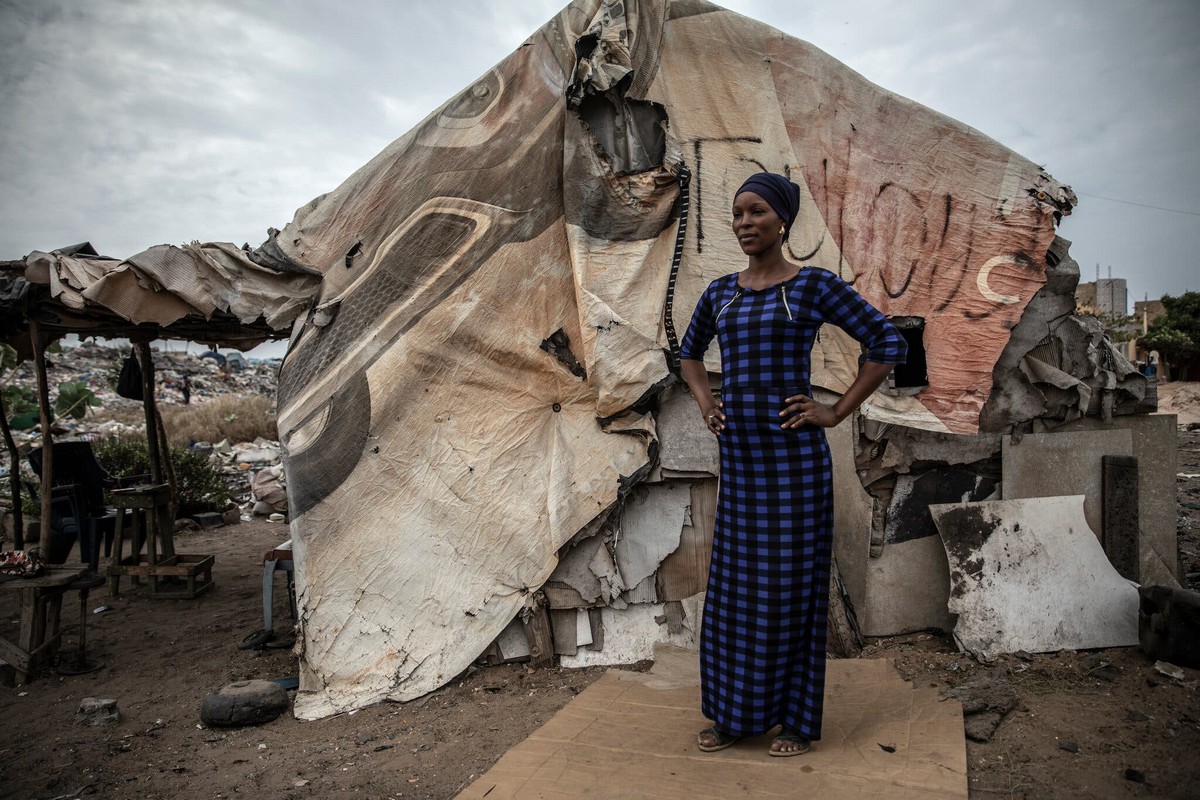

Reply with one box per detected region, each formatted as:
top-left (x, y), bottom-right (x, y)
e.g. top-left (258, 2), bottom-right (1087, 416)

top-left (680, 268), bottom-right (906, 740)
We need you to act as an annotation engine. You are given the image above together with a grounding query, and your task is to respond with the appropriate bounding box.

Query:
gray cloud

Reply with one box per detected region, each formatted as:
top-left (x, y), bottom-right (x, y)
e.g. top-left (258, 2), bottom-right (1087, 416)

top-left (1, 0), bottom-right (1196, 306)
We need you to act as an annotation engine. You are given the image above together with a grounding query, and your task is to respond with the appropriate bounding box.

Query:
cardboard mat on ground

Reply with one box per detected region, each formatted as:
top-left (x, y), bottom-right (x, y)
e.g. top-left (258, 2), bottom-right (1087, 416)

top-left (457, 647), bottom-right (966, 799)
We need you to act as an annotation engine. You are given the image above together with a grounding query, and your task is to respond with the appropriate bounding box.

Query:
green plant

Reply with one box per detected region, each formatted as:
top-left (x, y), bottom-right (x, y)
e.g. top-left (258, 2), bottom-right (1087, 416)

top-left (1139, 291), bottom-right (1200, 376)
top-left (1, 376), bottom-right (100, 432)
top-left (93, 438), bottom-right (234, 517)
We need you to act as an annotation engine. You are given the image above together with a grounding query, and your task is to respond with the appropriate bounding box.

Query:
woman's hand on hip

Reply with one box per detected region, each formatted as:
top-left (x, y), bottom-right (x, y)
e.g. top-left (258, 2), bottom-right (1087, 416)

top-left (702, 400), bottom-right (725, 436)
top-left (780, 394), bottom-right (841, 429)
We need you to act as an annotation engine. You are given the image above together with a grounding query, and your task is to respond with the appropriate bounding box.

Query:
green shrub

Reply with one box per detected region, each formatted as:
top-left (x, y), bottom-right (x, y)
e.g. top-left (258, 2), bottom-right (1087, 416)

top-left (94, 438), bottom-right (233, 517)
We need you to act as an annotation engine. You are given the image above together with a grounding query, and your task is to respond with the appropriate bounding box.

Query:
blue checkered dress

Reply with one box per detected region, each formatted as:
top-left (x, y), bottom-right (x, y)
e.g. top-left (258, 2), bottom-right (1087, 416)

top-left (680, 268), bottom-right (906, 740)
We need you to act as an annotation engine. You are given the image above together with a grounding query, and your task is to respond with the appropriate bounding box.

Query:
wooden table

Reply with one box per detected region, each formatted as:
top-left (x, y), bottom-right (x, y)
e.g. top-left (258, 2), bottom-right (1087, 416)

top-left (0, 566), bottom-right (86, 683)
top-left (108, 484), bottom-right (214, 599)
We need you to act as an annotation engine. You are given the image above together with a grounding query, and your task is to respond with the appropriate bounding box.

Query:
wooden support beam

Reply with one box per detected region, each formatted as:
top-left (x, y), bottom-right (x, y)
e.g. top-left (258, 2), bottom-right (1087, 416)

top-left (136, 341), bottom-right (163, 485)
top-left (0, 388), bottom-right (24, 549)
top-left (29, 321), bottom-right (53, 555)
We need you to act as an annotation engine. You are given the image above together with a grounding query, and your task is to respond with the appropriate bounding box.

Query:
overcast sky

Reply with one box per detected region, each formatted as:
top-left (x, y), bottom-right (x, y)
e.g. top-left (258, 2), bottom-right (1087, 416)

top-left (2, 0), bottom-right (1197, 321)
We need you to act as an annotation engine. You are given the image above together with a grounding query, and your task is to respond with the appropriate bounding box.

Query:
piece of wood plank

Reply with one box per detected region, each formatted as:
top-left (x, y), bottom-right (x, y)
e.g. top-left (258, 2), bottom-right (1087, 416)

top-left (550, 608), bottom-right (578, 656)
top-left (656, 480), bottom-right (716, 601)
top-left (587, 607), bottom-right (604, 651)
top-left (522, 593), bottom-right (554, 668)
top-left (827, 557), bottom-right (863, 658)
top-left (662, 600), bottom-right (685, 636)
top-left (1102, 455), bottom-right (1139, 582)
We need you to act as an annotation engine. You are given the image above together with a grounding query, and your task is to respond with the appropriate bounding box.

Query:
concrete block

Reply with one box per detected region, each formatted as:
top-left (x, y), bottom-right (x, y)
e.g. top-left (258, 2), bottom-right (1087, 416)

top-left (1001, 428), bottom-right (1132, 541)
top-left (1058, 414), bottom-right (1180, 587)
top-left (192, 512), bottom-right (224, 529)
top-left (858, 534), bottom-right (956, 636)
top-left (825, 395), bottom-right (872, 614)
top-left (1139, 585), bottom-right (1200, 668)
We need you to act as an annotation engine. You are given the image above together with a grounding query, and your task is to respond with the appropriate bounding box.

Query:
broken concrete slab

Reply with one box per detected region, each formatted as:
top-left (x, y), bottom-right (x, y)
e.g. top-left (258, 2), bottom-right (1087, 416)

top-left (931, 496), bottom-right (1137, 662)
top-left (931, 496), bottom-right (1139, 660)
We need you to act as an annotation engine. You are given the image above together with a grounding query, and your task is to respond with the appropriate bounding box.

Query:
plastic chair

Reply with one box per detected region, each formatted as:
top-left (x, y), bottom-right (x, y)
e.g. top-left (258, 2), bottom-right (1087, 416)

top-left (28, 441), bottom-right (146, 565)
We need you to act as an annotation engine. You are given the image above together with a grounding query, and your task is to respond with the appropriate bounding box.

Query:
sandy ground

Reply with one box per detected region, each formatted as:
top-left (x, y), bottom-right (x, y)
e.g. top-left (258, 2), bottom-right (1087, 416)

top-left (0, 427), bottom-right (1197, 799)
top-left (1158, 381), bottom-right (1200, 427)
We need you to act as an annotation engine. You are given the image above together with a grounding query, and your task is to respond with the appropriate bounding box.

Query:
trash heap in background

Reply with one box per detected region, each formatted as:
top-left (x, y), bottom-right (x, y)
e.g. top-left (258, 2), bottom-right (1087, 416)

top-left (0, 340), bottom-right (289, 523)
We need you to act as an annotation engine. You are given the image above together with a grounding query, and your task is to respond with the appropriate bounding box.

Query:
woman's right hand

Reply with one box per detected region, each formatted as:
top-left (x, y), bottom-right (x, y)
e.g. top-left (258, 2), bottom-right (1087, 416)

top-left (702, 400), bottom-right (725, 436)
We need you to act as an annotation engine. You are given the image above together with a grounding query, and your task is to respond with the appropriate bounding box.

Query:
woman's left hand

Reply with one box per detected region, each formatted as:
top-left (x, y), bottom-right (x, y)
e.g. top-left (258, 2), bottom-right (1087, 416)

top-left (780, 394), bottom-right (842, 429)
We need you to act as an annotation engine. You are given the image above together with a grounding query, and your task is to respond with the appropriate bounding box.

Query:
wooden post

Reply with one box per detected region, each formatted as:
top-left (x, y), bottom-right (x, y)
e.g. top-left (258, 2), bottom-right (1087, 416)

top-left (0, 388), bottom-right (24, 550)
top-left (827, 557), bottom-right (863, 658)
top-left (153, 407), bottom-right (178, 524)
top-left (136, 341), bottom-right (162, 484)
top-left (29, 321), bottom-right (54, 555)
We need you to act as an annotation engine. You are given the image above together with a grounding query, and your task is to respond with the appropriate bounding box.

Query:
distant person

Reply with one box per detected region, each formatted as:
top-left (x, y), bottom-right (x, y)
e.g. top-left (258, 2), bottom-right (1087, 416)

top-left (182, 375), bottom-right (191, 405)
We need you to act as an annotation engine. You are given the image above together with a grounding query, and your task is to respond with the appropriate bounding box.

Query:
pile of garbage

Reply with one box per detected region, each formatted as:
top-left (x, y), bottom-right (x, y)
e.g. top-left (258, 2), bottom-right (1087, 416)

top-left (1, 339), bottom-right (289, 522)
top-left (192, 438), bottom-right (288, 518)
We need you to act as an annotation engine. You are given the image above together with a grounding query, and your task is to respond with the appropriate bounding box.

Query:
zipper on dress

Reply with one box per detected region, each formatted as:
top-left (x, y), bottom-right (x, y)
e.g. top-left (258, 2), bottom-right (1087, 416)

top-left (716, 290), bottom-right (743, 322)
top-left (779, 286), bottom-right (794, 321)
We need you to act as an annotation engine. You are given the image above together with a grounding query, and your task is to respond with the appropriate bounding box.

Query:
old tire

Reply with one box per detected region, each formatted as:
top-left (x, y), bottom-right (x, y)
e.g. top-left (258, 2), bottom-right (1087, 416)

top-left (200, 679), bottom-right (289, 727)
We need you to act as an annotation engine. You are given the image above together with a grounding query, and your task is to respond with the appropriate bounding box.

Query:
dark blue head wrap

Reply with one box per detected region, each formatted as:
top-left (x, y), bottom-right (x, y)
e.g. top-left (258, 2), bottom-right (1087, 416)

top-left (735, 172), bottom-right (802, 240)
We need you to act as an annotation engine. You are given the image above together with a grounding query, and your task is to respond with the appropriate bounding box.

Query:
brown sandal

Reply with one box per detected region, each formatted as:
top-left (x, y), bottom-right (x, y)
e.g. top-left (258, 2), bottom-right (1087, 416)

top-left (697, 726), bottom-right (741, 752)
top-left (769, 730), bottom-right (811, 757)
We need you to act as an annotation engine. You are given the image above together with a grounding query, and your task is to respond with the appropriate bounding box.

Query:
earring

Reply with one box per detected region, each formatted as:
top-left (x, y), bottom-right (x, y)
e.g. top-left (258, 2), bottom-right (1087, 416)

top-left (779, 226), bottom-right (786, 235)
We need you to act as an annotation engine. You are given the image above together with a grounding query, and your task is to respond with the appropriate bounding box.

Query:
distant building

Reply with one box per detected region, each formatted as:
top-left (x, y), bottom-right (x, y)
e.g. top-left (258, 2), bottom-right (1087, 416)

top-left (1133, 299), bottom-right (1165, 329)
top-left (1076, 278), bottom-right (1128, 318)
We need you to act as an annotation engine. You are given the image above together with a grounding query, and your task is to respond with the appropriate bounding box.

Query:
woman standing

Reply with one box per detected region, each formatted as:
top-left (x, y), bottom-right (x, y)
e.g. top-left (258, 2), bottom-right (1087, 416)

top-left (679, 172), bottom-right (907, 756)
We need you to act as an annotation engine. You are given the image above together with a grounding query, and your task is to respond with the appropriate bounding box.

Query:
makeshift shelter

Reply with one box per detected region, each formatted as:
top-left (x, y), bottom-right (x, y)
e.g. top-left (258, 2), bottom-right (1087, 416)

top-left (8, 0), bottom-right (1173, 721)
top-left (249, 0), bottom-right (1159, 720)
top-left (0, 243), bottom-right (318, 553)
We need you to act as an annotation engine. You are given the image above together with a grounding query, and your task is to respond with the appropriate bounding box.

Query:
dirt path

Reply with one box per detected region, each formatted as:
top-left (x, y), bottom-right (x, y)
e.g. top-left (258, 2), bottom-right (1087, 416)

top-left (1, 426), bottom-right (1198, 799)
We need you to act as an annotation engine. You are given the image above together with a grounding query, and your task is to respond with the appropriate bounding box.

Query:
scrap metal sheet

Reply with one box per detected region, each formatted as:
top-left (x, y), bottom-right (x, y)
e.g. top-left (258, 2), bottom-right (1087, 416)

top-left (931, 495), bottom-right (1140, 660)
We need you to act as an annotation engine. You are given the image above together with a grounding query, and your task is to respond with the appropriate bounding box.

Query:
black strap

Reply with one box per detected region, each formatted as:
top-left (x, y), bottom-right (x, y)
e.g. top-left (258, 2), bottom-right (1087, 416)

top-left (663, 164), bottom-right (691, 375)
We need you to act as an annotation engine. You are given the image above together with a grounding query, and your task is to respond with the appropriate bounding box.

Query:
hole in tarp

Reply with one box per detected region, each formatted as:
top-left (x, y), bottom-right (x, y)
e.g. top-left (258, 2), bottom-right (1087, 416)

top-left (883, 316), bottom-right (928, 394)
top-left (540, 328), bottom-right (588, 380)
top-left (345, 241), bottom-right (362, 270)
top-left (576, 92), bottom-right (667, 175)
